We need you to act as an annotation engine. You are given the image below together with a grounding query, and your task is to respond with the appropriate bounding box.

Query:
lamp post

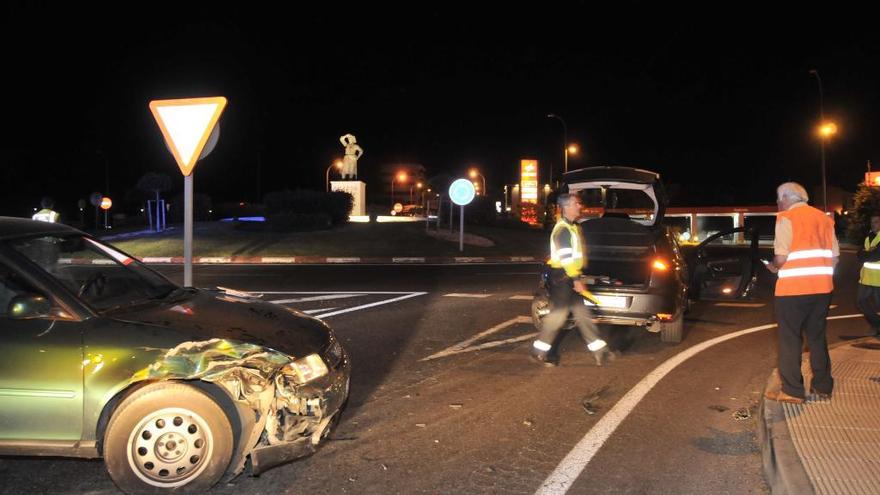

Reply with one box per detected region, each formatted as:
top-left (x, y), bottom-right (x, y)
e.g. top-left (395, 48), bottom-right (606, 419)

top-left (468, 169), bottom-right (486, 196)
top-left (809, 69), bottom-right (829, 212)
top-left (392, 171), bottom-right (407, 207)
top-left (326, 160), bottom-right (343, 192)
top-left (547, 113), bottom-right (568, 183)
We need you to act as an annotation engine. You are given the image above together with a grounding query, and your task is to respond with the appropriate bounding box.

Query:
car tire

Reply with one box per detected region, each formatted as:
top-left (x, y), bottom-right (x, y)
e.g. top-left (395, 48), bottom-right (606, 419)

top-left (660, 313), bottom-right (684, 343)
top-left (103, 382), bottom-right (234, 494)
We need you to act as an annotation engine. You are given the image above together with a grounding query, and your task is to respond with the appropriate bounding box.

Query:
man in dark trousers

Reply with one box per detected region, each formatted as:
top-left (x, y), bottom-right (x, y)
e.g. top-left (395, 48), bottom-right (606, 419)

top-left (856, 214), bottom-right (880, 335)
top-left (531, 193), bottom-right (614, 367)
top-left (765, 182), bottom-right (839, 403)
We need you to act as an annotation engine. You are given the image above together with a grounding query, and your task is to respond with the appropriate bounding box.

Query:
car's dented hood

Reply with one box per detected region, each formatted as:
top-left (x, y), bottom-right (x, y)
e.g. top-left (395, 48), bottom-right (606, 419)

top-left (109, 288), bottom-right (330, 358)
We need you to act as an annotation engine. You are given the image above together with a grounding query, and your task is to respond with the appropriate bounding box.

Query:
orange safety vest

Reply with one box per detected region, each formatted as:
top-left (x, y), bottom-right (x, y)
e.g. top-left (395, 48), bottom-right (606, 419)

top-left (775, 205), bottom-right (835, 296)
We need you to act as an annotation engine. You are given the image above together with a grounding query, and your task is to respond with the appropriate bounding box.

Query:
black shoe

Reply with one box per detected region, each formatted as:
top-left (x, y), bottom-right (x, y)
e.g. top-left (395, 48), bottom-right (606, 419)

top-left (530, 353), bottom-right (558, 367)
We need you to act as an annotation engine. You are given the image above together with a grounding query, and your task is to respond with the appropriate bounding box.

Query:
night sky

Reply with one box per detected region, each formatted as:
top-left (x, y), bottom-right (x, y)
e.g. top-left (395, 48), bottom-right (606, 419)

top-left (2, 3), bottom-right (878, 216)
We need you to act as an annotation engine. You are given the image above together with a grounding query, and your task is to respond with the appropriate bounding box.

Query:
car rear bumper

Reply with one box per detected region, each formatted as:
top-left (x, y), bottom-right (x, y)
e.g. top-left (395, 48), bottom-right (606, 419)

top-left (588, 289), bottom-right (681, 327)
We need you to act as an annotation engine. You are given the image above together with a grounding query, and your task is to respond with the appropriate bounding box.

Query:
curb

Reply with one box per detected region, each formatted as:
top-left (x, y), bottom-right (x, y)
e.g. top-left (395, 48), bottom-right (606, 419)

top-left (60, 256), bottom-right (542, 265)
top-left (757, 373), bottom-right (815, 495)
top-left (758, 337), bottom-right (876, 494)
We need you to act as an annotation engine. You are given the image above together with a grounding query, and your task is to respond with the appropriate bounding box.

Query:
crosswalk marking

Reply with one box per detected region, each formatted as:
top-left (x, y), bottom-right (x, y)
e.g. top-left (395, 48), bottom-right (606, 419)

top-left (509, 295), bottom-right (533, 300)
top-left (443, 293), bottom-right (492, 298)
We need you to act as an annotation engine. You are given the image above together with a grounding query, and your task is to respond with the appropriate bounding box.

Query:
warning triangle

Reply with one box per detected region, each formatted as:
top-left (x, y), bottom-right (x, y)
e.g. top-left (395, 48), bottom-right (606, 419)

top-left (149, 97), bottom-right (227, 176)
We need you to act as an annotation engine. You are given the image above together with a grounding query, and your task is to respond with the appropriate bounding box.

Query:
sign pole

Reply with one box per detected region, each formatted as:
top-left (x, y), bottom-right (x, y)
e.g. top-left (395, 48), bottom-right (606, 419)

top-left (184, 174), bottom-right (193, 286)
top-left (460, 204), bottom-right (464, 252)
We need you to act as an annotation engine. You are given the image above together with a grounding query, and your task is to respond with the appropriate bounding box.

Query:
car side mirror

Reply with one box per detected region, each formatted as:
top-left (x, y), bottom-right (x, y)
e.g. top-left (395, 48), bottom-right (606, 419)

top-left (8, 294), bottom-right (52, 319)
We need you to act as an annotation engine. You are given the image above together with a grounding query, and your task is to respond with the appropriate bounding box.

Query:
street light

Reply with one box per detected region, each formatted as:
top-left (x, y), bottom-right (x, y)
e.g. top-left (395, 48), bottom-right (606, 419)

top-left (809, 69), bottom-right (831, 212)
top-left (409, 181), bottom-right (423, 204)
top-left (325, 160), bottom-right (343, 192)
top-left (547, 113), bottom-right (568, 183)
top-left (392, 171), bottom-right (407, 207)
top-left (469, 169), bottom-right (486, 196)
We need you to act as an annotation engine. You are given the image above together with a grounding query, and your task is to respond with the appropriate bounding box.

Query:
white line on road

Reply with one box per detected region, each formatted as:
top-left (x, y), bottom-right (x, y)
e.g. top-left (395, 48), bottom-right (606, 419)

top-left (443, 293), bottom-right (492, 298)
top-left (510, 295), bottom-right (534, 300)
top-left (313, 292), bottom-right (427, 318)
top-left (257, 291), bottom-right (420, 295)
top-left (422, 315), bottom-right (532, 361)
top-left (714, 302), bottom-right (766, 308)
top-left (269, 294), bottom-right (366, 304)
top-left (535, 313), bottom-right (863, 495)
top-left (301, 308), bottom-right (337, 314)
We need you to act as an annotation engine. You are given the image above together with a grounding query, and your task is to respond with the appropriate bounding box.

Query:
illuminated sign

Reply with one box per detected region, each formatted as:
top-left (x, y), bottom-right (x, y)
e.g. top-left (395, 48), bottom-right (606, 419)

top-left (867, 171), bottom-right (880, 187)
top-left (520, 159), bottom-right (539, 203)
top-left (449, 179), bottom-right (476, 206)
top-left (149, 97), bottom-right (228, 176)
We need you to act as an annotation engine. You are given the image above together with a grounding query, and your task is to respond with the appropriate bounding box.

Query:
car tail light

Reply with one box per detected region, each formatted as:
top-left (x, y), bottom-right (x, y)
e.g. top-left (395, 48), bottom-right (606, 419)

top-left (652, 258), bottom-right (670, 271)
top-left (656, 313), bottom-right (674, 321)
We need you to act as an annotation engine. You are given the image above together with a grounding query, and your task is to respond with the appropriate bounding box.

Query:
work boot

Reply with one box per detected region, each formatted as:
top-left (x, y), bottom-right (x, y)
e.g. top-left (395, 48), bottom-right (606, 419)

top-left (592, 347), bottom-right (617, 367)
top-left (529, 351), bottom-right (558, 367)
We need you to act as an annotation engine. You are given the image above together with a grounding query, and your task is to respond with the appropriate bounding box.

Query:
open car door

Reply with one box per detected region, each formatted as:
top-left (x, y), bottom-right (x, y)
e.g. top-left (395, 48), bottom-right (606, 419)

top-left (689, 226), bottom-right (760, 300)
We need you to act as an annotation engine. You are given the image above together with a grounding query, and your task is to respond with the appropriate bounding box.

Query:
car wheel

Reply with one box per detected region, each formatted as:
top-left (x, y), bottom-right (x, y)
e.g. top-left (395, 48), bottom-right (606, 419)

top-left (104, 382), bottom-right (234, 494)
top-left (660, 313), bottom-right (684, 343)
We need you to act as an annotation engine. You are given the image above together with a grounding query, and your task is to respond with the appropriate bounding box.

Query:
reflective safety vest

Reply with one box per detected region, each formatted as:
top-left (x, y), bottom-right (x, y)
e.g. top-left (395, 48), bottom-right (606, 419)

top-left (860, 234), bottom-right (880, 286)
top-left (32, 209), bottom-right (59, 223)
top-left (548, 218), bottom-right (586, 278)
top-left (775, 205), bottom-right (835, 296)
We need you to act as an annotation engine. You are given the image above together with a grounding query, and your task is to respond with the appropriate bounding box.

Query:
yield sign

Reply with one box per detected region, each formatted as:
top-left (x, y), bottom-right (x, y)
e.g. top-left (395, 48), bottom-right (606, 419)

top-left (149, 97), bottom-right (227, 176)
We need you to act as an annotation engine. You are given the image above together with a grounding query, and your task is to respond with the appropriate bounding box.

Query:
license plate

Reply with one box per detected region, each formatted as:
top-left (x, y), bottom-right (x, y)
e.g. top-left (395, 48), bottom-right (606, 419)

top-left (585, 295), bottom-right (627, 308)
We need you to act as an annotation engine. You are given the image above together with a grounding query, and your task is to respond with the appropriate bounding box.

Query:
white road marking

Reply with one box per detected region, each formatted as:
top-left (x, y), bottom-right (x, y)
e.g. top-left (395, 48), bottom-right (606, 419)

top-left (443, 293), bottom-right (492, 298)
top-left (535, 313), bottom-right (863, 495)
top-left (392, 257), bottom-right (426, 263)
top-left (510, 295), bottom-right (534, 300)
top-left (830, 304), bottom-right (838, 309)
top-left (270, 294), bottom-right (366, 304)
top-left (422, 316), bottom-right (532, 361)
top-left (302, 308), bottom-right (337, 314)
top-left (312, 292), bottom-right (427, 318)
top-left (714, 302), bottom-right (766, 308)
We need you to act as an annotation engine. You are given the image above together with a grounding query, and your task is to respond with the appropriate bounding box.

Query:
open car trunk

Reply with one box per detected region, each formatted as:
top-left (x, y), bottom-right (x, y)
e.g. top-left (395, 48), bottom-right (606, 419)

top-left (581, 217), bottom-right (654, 287)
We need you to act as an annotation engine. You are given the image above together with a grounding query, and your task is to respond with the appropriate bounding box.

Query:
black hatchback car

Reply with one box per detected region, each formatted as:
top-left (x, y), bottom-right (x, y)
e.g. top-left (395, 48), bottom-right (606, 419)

top-left (532, 167), bottom-right (760, 343)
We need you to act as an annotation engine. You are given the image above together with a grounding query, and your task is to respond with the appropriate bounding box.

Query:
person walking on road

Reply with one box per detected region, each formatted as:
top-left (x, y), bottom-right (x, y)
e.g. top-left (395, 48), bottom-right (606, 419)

top-left (765, 182), bottom-right (839, 404)
top-left (856, 214), bottom-right (880, 336)
top-left (531, 193), bottom-right (614, 367)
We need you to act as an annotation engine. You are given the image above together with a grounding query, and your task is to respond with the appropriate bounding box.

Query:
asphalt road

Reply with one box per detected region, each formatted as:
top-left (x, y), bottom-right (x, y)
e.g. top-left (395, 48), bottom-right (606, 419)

top-left (0, 253), bottom-right (870, 494)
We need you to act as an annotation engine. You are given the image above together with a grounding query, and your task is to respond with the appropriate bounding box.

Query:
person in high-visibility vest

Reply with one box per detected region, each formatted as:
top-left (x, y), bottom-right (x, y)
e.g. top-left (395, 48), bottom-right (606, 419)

top-left (531, 193), bottom-right (614, 367)
top-left (765, 182), bottom-right (839, 404)
top-left (856, 214), bottom-right (880, 335)
top-left (32, 197), bottom-right (60, 223)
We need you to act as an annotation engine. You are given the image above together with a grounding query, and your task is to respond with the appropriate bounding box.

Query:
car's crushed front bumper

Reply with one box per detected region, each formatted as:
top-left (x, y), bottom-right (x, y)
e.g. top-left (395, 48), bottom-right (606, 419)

top-left (250, 357), bottom-right (351, 475)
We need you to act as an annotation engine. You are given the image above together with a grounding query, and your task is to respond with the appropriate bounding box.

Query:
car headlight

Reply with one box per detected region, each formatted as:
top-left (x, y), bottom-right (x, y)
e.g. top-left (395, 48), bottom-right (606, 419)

top-left (282, 353), bottom-right (329, 385)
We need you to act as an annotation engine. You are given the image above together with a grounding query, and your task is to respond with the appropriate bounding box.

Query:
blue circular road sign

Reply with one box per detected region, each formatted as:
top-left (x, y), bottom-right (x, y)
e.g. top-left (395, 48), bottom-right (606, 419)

top-left (449, 178), bottom-right (476, 206)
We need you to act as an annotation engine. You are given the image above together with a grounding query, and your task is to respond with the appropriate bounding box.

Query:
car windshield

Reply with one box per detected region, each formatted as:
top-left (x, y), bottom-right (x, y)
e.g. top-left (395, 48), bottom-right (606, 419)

top-left (7, 234), bottom-right (179, 313)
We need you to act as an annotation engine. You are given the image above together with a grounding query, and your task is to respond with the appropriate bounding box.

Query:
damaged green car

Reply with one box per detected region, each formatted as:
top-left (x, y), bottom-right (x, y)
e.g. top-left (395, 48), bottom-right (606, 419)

top-left (0, 218), bottom-right (350, 493)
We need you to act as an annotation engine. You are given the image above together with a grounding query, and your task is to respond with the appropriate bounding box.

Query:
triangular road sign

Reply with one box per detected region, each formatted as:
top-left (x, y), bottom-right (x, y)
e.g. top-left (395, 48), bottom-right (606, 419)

top-left (149, 97), bottom-right (227, 176)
